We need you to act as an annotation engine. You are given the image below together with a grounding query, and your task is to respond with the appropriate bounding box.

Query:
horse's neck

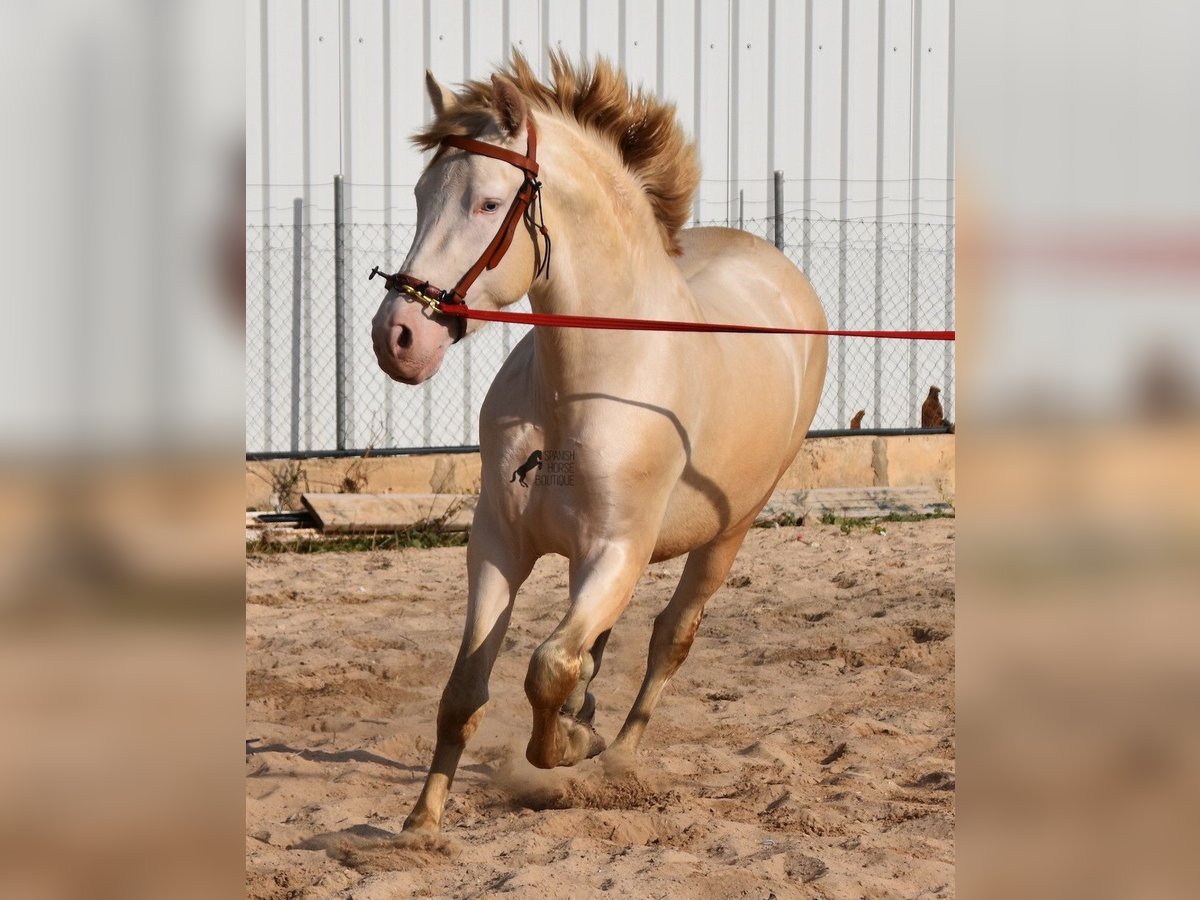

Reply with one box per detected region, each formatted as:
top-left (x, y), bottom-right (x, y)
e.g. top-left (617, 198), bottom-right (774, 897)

top-left (529, 239), bottom-right (691, 315)
top-left (527, 127), bottom-right (696, 395)
top-left (527, 243), bottom-right (690, 397)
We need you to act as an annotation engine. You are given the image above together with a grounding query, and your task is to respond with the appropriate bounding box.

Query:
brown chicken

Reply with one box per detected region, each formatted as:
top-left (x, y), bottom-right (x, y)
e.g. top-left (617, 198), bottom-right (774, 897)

top-left (921, 386), bottom-right (945, 428)
top-left (849, 410), bottom-right (865, 429)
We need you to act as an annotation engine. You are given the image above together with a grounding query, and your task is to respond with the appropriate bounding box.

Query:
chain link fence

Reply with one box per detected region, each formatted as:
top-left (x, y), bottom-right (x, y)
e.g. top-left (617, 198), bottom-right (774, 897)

top-left (246, 215), bottom-right (953, 455)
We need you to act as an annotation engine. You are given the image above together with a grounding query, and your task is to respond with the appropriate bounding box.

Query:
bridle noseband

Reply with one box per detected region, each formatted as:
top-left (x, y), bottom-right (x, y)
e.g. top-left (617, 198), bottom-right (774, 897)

top-left (370, 117), bottom-right (550, 341)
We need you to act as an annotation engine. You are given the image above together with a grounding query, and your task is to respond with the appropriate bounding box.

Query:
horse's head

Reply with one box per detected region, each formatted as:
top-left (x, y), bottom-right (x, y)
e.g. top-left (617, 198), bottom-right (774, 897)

top-left (372, 72), bottom-right (539, 385)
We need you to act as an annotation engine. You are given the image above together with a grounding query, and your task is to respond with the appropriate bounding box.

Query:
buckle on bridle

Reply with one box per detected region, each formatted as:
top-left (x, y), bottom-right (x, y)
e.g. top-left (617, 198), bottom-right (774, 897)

top-left (401, 283), bottom-right (440, 311)
top-left (370, 266), bottom-right (443, 311)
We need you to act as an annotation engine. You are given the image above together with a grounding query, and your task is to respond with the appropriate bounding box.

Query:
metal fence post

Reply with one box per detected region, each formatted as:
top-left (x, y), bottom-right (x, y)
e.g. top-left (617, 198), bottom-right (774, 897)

top-left (873, 220), bottom-right (884, 430)
top-left (836, 219), bottom-right (848, 429)
top-left (908, 221), bottom-right (921, 429)
top-left (334, 174), bottom-right (347, 450)
top-left (384, 220), bottom-right (394, 447)
top-left (773, 171), bottom-right (784, 250)
top-left (260, 224), bottom-right (273, 453)
top-left (290, 198), bottom-right (303, 451)
top-left (943, 223), bottom-right (955, 423)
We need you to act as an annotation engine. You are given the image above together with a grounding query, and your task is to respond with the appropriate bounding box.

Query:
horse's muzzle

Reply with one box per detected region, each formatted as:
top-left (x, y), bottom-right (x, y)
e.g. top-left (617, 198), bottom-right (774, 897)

top-left (372, 300), bottom-right (453, 385)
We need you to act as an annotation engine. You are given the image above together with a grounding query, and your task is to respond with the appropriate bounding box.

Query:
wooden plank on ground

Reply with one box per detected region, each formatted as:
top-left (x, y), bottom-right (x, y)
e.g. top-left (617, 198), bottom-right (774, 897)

top-left (300, 493), bottom-right (478, 534)
top-left (300, 487), bottom-right (951, 535)
top-left (757, 487), bottom-right (953, 524)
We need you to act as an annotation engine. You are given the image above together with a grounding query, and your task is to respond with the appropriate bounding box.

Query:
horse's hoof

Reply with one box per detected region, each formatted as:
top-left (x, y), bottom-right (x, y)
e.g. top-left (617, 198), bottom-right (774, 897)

top-left (401, 813), bottom-right (441, 836)
top-left (526, 713), bottom-right (607, 768)
top-left (560, 713), bottom-right (606, 765)
top-left (598, 748), bottom-right (636, 777)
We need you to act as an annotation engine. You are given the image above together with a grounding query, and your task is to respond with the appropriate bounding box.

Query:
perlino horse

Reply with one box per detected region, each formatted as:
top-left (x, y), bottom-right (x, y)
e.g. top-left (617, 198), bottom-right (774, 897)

top-left (371, 52), bottom-right (827, 835)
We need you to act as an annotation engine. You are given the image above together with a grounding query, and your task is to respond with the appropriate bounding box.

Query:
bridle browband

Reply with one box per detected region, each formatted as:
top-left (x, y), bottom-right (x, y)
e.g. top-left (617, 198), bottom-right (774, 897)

top-left (369, 117), bottom-right (550, 341)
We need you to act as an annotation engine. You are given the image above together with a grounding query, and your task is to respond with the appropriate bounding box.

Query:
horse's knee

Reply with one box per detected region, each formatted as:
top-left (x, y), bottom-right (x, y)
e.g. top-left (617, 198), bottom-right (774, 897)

top-left (436, 681), bottom-right (488, 745)
top-left (525, 640), bottom-right (581, 710)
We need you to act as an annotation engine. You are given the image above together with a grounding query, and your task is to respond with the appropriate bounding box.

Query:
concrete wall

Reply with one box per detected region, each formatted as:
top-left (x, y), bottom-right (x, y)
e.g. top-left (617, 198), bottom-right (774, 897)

top-left (246, 434), bottom-right (954, 511)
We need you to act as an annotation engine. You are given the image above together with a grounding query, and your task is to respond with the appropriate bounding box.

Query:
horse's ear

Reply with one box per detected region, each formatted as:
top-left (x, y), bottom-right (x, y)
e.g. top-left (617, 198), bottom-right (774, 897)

top-left (490, 73), bottom-right (527, 138)
top-left (425, 70), bottom-right (456, 117)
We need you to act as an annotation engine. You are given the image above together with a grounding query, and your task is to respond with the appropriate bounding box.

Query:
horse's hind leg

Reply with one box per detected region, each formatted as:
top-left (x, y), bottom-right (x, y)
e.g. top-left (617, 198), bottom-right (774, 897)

top-left (402, 516), bottom-right (533, 835)
top-left (609, 528), bottom-right (749, 755)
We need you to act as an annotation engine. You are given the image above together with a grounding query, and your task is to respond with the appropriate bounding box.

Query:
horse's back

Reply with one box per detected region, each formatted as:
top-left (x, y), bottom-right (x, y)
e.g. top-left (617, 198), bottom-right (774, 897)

top-left (676, 227), bottom-right (827, 332)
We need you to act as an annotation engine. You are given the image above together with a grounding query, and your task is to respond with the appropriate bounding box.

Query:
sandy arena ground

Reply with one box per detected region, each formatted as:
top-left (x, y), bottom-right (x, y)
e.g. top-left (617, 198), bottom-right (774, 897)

top-left (247, 519), bottom-right (954, 899)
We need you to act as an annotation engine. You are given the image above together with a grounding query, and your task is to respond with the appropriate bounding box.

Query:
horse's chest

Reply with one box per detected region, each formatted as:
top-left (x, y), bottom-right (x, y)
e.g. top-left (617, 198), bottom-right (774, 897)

top-left (496, 444), bottom-right (671, 549)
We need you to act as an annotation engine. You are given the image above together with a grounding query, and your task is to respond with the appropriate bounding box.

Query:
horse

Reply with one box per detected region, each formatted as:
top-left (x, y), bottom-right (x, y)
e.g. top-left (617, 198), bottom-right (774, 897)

top-left (370, 51), bottom-right (828, 835)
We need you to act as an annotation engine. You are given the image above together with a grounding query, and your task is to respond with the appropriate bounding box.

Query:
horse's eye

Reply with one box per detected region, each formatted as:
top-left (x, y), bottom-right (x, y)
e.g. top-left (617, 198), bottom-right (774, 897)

top-left (481, 200), bottom-right (501, 213)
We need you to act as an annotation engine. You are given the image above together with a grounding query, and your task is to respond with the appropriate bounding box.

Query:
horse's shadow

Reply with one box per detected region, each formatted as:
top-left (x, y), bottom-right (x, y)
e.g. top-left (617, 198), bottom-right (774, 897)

top-left (291, 822), bottom-right (398, 851)
top-left (248, 740), bottom-right (487, 856)
top-left (247, 741), bottom-right (423, 774)
top-left (287, 821), bottom-right (460, 864)
top-left (246, 739), bottom-right (494, 781)
top-left (560, 392), bottom-right (733, 531)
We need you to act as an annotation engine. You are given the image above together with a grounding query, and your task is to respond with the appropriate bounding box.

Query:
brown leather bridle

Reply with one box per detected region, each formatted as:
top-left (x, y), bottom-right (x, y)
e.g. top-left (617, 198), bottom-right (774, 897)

top-left (369, 117), bottom-right (550, 341)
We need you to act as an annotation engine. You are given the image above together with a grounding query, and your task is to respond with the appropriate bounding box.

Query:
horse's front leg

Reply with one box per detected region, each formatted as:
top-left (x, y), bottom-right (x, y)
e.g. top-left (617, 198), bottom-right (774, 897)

top-left (560, 627), bottom-right (611, 726)
top-left (402, 515), bottom-right (533, 834)
top-left (524, 542), bottom-right (648, 769)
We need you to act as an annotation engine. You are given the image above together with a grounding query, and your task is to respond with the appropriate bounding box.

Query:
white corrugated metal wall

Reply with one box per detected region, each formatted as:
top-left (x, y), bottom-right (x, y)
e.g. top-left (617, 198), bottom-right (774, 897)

top-left (247, 0), bottom-right (954, 453)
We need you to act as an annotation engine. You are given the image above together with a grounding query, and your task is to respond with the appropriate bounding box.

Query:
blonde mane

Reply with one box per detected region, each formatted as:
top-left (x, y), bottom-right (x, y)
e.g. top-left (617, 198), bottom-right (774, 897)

top-left (415, 50), bottom-right (700, 256)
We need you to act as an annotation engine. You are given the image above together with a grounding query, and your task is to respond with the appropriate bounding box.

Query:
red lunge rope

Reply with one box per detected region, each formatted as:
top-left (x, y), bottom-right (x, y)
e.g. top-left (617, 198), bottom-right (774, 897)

top-left (438, 304), bottom-right (955, 341)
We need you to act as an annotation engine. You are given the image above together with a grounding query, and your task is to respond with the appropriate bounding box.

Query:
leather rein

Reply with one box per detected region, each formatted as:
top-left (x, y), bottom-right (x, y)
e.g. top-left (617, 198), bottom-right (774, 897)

top-left (370, 117), bottom-right (955, 343)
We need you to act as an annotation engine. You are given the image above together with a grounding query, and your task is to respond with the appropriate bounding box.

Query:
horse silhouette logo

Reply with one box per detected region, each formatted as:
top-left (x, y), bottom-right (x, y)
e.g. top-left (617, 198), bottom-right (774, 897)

top-left (510, 450), bottom-right (543, 487)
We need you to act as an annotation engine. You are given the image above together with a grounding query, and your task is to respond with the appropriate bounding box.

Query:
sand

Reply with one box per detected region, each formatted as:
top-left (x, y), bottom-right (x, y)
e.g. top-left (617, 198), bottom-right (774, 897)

top-left (247, 519), bottom-right (954, 898)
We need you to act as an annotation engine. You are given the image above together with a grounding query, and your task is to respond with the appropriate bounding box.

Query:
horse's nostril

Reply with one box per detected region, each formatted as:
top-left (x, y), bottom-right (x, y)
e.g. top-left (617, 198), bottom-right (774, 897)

top-left (396, 324), bottom-right (413, 350)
